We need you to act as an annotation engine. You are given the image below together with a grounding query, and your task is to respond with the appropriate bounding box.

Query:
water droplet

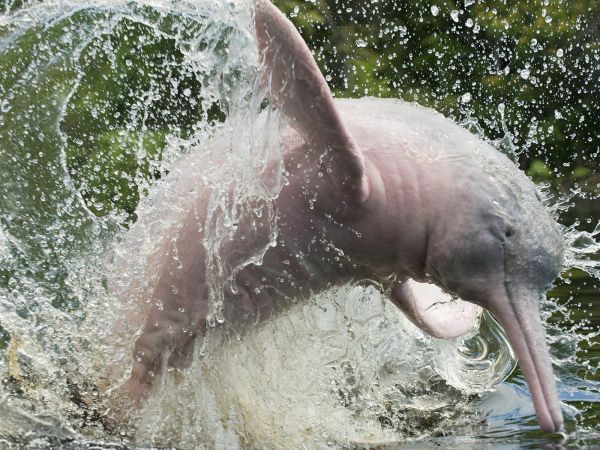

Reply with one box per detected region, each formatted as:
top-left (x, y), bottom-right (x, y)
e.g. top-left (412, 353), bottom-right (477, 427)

top-left (556, 48), bottom-right (564, 58)
top-left (355, 39), bottom-right (367, 48)
top-left (465, 18), bottom-right (473, 28)
top-left (461, 92), bottom-right (472, 103)
top-left (450, 10), bottom-right (460, 22)
top-left (520, 68), bottom-right (530, 80)
top-left (545, 15), bottom-right (553, 23)
top-left (430, 5), bottom-right (439, 16)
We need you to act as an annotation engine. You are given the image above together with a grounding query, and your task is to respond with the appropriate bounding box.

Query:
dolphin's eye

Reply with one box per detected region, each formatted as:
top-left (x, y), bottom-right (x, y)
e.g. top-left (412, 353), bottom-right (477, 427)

top-left (504, 227), bottom-right (514, 239)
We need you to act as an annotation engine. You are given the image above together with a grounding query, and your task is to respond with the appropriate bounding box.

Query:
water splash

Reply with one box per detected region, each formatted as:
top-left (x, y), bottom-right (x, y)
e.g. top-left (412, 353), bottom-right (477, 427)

top-left (0, 0), bottom-right (597, 448)
top-left (563, 220), bottom-right (600, 280)
top-left (434, 311), bottom-right (517, 394)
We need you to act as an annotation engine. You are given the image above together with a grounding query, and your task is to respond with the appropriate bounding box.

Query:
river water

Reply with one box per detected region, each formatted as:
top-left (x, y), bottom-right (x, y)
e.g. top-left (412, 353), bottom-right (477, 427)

top-left (0, 1), bottom-right (598, 448)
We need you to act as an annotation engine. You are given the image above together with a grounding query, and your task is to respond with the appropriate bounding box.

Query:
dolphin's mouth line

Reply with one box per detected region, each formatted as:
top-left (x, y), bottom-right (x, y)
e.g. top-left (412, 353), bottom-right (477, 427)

top-left (497, 282), bottom-right (563, 432)
top-left (423, 298), bottom-right (461, 312)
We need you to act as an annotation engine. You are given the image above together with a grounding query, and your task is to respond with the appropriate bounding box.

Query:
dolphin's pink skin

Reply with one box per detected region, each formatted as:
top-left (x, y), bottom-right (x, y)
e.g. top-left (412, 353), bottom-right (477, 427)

top-left (119, 0), bottom-right (564, 433)
top-left (391, 280), bottom-right (480, 339)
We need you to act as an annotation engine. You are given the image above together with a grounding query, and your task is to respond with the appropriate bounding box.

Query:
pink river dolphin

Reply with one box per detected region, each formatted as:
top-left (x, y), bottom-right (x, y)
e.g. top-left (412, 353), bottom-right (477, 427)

top-left (117, 0), bottom-right (565, 433)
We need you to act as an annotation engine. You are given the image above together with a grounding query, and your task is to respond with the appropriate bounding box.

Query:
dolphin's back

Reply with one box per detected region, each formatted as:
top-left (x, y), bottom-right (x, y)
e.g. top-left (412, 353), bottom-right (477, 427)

top-left (334, 97), bottom-right (538, 203)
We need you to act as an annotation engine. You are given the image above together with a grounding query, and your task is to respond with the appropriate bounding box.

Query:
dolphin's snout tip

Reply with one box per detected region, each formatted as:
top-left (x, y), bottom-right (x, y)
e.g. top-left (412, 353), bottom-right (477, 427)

top-left (540, 422), bottom-right (563, 434)
top-left (552, 417), bottom-right (564, 434)
top-left (539, 410), bottom-right (564, 434)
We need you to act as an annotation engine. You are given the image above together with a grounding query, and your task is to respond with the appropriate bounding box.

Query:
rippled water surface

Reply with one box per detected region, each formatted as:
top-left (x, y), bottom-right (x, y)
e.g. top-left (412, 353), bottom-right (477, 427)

top-left (0, 0), bottom-right (598, 448)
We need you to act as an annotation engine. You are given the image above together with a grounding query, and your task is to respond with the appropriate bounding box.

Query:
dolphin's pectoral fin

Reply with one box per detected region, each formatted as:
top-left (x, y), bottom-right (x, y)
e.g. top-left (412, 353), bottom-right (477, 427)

top-left (166, 328), bottom-right (199, 370)
top-left (254, 0), bottom-right (369, 205)
top-left (391, 279), bottom-right (481, 340)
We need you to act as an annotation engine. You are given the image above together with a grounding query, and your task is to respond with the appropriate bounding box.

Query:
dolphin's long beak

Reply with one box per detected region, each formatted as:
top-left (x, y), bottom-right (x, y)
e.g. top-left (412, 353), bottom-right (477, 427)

top-left (490, 288), bottom-right (563, 433)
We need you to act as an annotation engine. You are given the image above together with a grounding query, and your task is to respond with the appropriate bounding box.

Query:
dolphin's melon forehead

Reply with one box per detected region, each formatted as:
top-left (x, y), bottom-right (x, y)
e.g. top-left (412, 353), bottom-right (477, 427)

top-left (336, 97), bottom-right (512, 164)
top-left (335, 97), bottom-right (537, 199)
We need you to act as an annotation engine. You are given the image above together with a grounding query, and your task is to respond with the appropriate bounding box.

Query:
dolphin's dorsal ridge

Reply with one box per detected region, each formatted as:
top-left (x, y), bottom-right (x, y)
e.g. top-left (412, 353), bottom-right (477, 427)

top-left (254, 0), bottom-right (368, 208)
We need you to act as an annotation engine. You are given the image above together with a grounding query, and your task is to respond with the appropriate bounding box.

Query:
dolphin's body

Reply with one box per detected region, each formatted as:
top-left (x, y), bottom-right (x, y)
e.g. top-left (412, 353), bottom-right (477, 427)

top-left (117, 0), bottom-right (565, 433)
